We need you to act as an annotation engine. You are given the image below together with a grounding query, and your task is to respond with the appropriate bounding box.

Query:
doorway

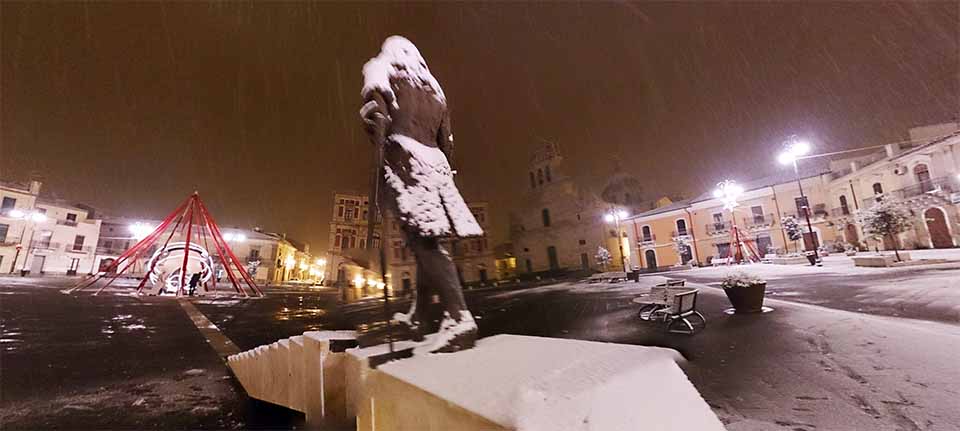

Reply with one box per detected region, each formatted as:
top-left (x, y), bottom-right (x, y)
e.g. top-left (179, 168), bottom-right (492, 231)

top-left (844, 223), bottom-right (859, 247)
top-left (924, 207), bottom-right (953, 248)
top-left (755, 235), bottom-right (773, 257)
top-left (644, 250), bottom-right (657, 270)
top-left (30, 255), bottom-right (46, 274)
top-left (546, 246), bottom-right (559, 271)
top-left (580, 253), bottom-right (589, 269)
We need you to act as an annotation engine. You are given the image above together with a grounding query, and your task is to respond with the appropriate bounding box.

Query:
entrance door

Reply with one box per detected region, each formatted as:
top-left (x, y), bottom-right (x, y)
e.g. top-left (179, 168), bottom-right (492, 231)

top-left (755, 235), bottom-right (773, 257)
top-left (679, 245), bottom-right (693, 265)
top-left (401, 278), bottom-right (412, 296)
top-left (30, 255), bottom-right (45, 273)
top-left (479, 268), bottom-right (488, 283)
top-left (546, 246), bottom-right (559, 270)
top-left (925, 207), bottom-right (953, 248)
top-left (644, 250), bottom-right (657, 270)
top-left (844, 223), bottom-right (860, 247)
top-left (580, 253), bottom-right (589, 269)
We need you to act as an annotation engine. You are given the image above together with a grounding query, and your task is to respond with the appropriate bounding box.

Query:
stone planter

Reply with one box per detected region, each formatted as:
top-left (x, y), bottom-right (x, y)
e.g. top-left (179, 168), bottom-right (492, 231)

top-left (723, 282), bottom-right (766, 313)
top-left (852, 253), bottom-right (912, 267)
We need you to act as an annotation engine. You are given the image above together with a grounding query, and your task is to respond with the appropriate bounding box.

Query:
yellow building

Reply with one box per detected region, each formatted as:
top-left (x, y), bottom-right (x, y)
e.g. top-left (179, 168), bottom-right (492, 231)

top-left (626, 169), bottom-right (843, 269)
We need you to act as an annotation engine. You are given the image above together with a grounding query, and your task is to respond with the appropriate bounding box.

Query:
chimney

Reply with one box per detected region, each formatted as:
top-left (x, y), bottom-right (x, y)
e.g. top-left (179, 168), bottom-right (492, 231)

top-left (884, 143), bottom-right (900, 158)
top-left (29, 180), bottom-right (42, 195)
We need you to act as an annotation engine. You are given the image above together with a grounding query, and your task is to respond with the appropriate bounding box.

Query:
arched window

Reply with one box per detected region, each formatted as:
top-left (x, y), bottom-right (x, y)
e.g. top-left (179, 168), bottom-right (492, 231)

top-left (641, 225), bottom-right (653, 242)
top-left (872, 182), bottom-right (884, 202)
top-left (541, 208), bottom-right (551, 227)
top-left (914, 164), bottom-right (932, 192)
top-left (839, 195), bottom-right (849, 215)
top-left (537, 169), bottom-right (544, 185)
top-left (545, 165), bottom-right (552, 182)
top-left (529, 171), bottom-right (536, 189)
top-left (676, 219), bottom-right (688, 236)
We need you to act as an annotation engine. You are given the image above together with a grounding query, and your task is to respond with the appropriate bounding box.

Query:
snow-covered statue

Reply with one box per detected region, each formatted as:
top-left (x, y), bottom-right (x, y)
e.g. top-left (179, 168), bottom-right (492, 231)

top-left (359, 36), bottom-right (481, 353)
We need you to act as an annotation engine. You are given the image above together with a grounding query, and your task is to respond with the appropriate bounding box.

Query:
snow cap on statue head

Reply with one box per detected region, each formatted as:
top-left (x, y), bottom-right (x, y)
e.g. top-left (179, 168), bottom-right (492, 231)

top-left (381, 36), bottom-right (426, 69)
top-left (362, 35), bottom-right (446, 106)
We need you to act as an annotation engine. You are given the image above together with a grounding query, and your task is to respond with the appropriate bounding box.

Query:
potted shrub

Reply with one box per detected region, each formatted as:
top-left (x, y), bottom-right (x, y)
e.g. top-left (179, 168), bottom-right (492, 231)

top-left (721, 272), bottom-right (767, 313)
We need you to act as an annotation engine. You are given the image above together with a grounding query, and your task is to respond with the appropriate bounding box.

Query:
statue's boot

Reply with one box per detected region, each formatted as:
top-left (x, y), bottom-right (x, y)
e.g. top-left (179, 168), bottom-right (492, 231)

top-left (356, 318), bottom-right (424, 348)
top-left (413, 311), bottom-right (478, 354)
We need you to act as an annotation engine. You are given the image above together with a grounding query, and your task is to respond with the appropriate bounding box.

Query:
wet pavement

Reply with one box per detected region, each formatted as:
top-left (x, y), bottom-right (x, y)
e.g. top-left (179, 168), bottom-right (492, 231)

top-left (3, 274), bottom-right (959, 430)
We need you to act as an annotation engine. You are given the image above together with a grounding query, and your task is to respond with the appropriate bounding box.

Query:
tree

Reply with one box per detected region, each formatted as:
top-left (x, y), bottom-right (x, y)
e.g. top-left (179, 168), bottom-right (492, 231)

top-left (595, 246), bottom-right (612, 270)
top-left (858, 198), bottom-right (913, 261)
top-left (246, 260), bottom-right (261, 278)
top-left (781, 215), bottom-right (803, 253)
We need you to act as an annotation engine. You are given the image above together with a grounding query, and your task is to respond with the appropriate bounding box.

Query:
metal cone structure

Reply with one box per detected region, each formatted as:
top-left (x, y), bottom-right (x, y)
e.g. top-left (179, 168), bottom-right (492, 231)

top-left (67, 192), bottom-right (263, 297)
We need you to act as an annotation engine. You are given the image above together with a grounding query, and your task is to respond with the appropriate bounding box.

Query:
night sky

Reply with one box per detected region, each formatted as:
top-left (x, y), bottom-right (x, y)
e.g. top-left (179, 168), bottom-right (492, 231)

top-left (2, 2), bottom-right (957, 251)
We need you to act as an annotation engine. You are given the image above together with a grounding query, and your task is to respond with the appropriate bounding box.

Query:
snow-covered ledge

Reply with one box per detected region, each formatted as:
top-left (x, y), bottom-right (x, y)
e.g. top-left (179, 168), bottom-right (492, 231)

top-left (852, 253), bottom-right (912, 267)
top-left (355, 335), bottom-right (725, 431)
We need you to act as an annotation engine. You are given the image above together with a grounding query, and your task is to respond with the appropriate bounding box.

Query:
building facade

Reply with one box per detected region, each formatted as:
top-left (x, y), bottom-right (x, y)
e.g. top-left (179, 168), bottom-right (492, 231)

top-left (0, 180), bottom-right (102, 276)
top-left (94, 216), bottom-right (314, 284)
top-left (624, 123), bottom-right (960, 270)
top-left (509, 143), bottom-right (631, 274)
top-left (325, 192), bottom-right (496, 294)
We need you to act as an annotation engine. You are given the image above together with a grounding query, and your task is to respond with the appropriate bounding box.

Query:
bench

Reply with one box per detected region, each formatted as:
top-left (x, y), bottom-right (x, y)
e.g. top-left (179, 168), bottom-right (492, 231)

top-left (633, 285), bottom-right (706, 334)
top-left (711, 257), bottom-right (732, 266)
top-left (586, 272), bottom-right (628, 283)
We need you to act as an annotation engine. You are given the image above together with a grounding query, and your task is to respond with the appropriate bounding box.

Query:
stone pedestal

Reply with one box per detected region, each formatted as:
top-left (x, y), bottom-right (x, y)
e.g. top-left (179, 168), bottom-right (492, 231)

top-left (230, 333), bottom-right (724, 431)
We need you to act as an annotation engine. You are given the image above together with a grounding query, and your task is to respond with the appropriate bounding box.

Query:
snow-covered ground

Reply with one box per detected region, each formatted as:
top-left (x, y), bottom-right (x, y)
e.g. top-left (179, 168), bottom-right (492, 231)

top-left (677, 248), bottom-right (960, 281)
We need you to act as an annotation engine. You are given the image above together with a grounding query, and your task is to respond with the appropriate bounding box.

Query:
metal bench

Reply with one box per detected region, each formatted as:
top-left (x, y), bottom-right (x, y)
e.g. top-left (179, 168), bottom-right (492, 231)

top-left (633, 284), bottom-right (706, 335)
top-left (663, 290), bottom-right (706, 334)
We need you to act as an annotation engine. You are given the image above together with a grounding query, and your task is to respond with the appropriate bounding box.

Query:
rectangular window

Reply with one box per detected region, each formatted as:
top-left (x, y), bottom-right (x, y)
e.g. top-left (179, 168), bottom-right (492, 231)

top-left (38, 231), bottom-right (52, 248)
top-left (751, 206), bottom-right (764, 223)
top-left (337, 206), bottom-right (344, 217)
top-left (69, 258), bottom-right (80, 271)
top-left (73, 235), bottom-right (85, 251)
top-left (249, 247), bottom-right (261, 260)
top-left (334, 234), bottom-right (341, 247)
top-left (66, 213), bottom-right (77, 222)
top-left (0, 223), bottom-right (8, 242)
top-left (1, 197), bottom-right (15, 210)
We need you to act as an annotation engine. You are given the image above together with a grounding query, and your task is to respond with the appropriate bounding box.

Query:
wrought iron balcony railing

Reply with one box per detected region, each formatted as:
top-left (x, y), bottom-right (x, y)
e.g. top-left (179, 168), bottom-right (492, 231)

top-left (861, 176), bottom-right (960, 208)
top-left (705, 221), bottom-right (731, 235)
top-left (741, 214), bottom-right (776, 228)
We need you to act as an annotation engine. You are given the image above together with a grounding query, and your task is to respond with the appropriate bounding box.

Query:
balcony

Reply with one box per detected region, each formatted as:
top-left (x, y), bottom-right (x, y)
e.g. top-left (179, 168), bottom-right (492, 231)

top-left (66, 245), bottom-right (94, 254)
top-left (57, 219), bottom-right (78, 227)
top-left (705, 221), bottom-right (731, 235)
top-left (861, 176), bottom-right (960, 208)
top-left (29, 241), bottom-right (60, 251)
top-left (638, 233), bottom-right (656, 246)
top-left (670, 230), bottom-right (690, 240)
top-left (741, 214), bottom-right (776, 229)
top-left (830, 207), bottom-right (852, 217)
top-left (96, 246), bottom-right (129, 255)
top-left (0, 237), bottom-right (22, 247)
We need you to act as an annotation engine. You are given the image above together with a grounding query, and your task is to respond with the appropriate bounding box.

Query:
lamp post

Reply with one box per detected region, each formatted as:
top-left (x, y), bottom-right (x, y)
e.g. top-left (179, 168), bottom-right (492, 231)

top-left (777, 136), bottom-right (821, 266)
top-left (7, 210), bottom-right (48, 274)
top-left (603, 208), bottom-right (630, 272)
top-left (712, 180), bottom-right (745, 263)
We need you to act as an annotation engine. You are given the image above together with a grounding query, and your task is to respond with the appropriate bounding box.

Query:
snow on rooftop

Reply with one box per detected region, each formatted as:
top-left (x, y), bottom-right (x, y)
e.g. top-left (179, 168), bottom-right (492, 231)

top-left (378, 334), bottom-right (724, 431)
top-left (361, 35), bottom-right (445, 110)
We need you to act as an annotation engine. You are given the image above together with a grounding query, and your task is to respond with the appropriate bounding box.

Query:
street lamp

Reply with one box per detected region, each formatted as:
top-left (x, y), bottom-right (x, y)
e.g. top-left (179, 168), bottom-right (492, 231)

top-left (778, 135), bottom-right (821, 266)
top-left (603, 208), bottom-right (630, 272)
top-left (712, 180), bottom-right (746, 263)
top-left (8, 210), bottom-right (48, 274)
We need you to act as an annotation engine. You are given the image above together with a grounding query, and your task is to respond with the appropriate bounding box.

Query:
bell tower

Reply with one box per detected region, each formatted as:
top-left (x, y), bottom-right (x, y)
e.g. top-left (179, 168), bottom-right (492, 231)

top-left (527, 141), bottom-right (563, 191)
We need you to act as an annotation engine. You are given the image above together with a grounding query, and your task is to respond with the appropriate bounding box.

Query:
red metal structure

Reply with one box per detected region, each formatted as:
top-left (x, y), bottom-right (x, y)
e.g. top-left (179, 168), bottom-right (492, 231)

top-left (67, 192), bottom-right (263, 297)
